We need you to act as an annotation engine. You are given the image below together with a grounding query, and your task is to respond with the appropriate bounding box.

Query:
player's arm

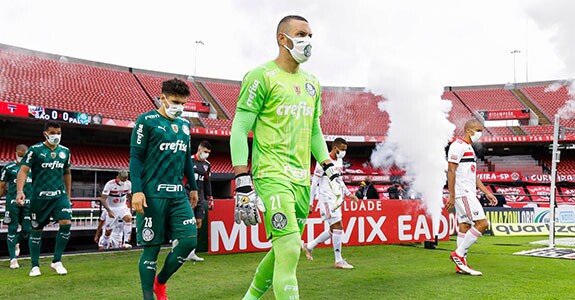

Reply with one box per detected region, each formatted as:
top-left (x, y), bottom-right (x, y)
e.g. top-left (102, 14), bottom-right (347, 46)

top-left (476, 177), bottom-right (497, 206)
top-left (230, 69), bottom-right (266, 225)
top-left (100, 184), bottom-right (114, 217)
top-left (130, 115), bottom-right (149, 214)
top-left (63, 167), bottom-right (72, 197)
top-left (309, 162), bottom-right (322, 206)
top-left (184, 142), bottom-right (198, 207)
top-left (0, 166), bottom-right (8, 197)
top-left (0, 181), bottom-right (5, 198)
top-left (205, 164), bottom-right (213, 209)
top-left (16, 165), bottom-right (31, 206)
top-left (94, 219), bottom-right (104, 244)
top-left (446, 162), bottom-right (458, 211)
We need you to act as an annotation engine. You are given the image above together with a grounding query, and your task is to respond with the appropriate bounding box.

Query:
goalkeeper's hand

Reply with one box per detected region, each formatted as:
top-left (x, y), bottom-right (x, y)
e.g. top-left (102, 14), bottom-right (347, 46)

top-left (322, 162), bottom-right (351, 211)
top-left (234, 173), bottom-right (265, 226)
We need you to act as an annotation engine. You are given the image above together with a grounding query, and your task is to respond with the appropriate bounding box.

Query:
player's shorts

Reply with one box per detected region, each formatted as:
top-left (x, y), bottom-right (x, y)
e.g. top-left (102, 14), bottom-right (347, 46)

top-left (254, 178), bottom-right (310, 240)
top-left (318, 198), bottom-right (342, 226)
top-left (105, 205), bottom-right (131, 230)
top-left (136, 196), bottom-right (197, 246)
top-left (30, 195), bottom-right (72, 229)
top-left (455, 194), bottom-right (486, 224)
top-left (99, 230), bottom-right (123, 249)
top-left (194, 199), bottom-right (207, 220)
top-left (3, 199), bottom-right (31, 225)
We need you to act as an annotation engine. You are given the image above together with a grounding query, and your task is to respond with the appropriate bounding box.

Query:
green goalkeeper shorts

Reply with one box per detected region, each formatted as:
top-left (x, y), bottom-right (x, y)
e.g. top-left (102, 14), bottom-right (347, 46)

top-left (254, 178), bottom-right (310, 241)
top-left (30, 195), bottom-right (72, 229)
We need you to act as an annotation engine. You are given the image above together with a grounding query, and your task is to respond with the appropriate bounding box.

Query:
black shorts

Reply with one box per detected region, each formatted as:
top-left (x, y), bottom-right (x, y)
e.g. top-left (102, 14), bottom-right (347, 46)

top-left (194, 199), bottom-right (207, 220)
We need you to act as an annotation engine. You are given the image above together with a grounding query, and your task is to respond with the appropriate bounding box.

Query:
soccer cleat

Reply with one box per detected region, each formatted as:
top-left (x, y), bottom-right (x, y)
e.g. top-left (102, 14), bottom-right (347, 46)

top-left (122, 243), bottom-right (133, 249)
top-left (450, 251), bottom-right (474, 275)
top-left (154, 276), bottom-right (169, 300)
top-left (188, 253), bottom-right (204, 262)
top-left (10, 258), bottom-right (20, 269)
top-left (466, 267), bottom-right (483, 276)
top-left (302, 243), bottom-right (313, 261)
top-left (50, 261), bottom-right (68, 275)
top-left (15, 243), bottom-right (20, 257)
top-left (29, 266), bottom-right (41, 277)
top-left (335, 260), bottom-right (354, 269)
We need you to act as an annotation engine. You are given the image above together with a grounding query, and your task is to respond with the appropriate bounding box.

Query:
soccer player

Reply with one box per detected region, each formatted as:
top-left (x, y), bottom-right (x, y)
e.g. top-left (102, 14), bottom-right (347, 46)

top-left (94, 210), bottom-right (123, 250)
top-left (130, 78), bottom-right (199, 300)
top-left (304, 138), bottom-right (359, 269)
top-left (231, 15), bottom-right (345, 300)
top-left (0, 144), bottom-right (32, 269)
top-left (445, 119), bottom-right (497, 276)
top-left (16, 122), bottom-right (72, 276)
top-left (186, 140), bottom-right (213, 262)
top-left (99, 170), bottom-right (133, 249)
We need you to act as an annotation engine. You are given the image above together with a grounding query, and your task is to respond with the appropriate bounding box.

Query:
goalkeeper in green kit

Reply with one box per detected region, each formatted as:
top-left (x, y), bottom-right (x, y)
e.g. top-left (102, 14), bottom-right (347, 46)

top-left (231, 15), bottom-right (346, 300)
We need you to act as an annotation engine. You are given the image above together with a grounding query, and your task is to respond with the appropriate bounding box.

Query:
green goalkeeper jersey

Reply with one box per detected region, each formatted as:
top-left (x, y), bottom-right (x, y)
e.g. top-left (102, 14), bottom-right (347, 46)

top-left (234, 60), bottom-right (323, 186)
top-left (21, 143), bottom-right (70, 200)
top-left (0, 161), bottom-right (33, 201)
top-left (130, 110), bottom-right (192, 198)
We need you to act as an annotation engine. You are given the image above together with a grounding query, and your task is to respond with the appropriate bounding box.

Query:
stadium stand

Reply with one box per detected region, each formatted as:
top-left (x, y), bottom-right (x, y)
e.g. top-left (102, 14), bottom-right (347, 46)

top-left (135, 73), bottom-right (205, 105)
top-left (201, 81), bottom-right (240, 118)
top-left (441, 91), bottom-right (474, 136)
top-left (200, 118), bottom-right (232, 130)
top-left (484, 155), bottom-right (542, 174)
top-left (0, 48), bottom-right (152, 121)
top-left (453, 88), bottom-right (526, 112)
top-left (522, 85), bottom-right (575, 126)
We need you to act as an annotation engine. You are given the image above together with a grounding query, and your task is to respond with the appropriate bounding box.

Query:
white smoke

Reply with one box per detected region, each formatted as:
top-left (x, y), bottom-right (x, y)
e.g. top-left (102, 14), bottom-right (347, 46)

top-left (554, 79), bottom-right (575, 118)
top-left (369, 63), bottom-right (455, 237)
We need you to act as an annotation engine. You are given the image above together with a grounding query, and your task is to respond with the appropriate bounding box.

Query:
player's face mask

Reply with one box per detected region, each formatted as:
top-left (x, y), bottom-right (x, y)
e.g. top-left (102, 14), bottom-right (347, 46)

top-left (162, 95), bottom-right (184, 119)
top-left (15, 153), bottom-right (24, 163)
top-left (45, 132), bottom-right (61, 146)
top-left (336, 149), bottom-right (346, 159)
top-left (199, 151), bottom-right (210, 160)
top-left (282, 33), bottom-right (312, 64)
top-left (470, 129), bottom-right (482, 143)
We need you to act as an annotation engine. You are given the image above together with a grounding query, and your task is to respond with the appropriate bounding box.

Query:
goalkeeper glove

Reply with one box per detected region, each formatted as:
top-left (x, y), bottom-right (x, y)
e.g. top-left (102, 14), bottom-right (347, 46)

top-left (234, 173), bottom-right (265, 225)
top-left (322, 162), bottom-right (351, 211)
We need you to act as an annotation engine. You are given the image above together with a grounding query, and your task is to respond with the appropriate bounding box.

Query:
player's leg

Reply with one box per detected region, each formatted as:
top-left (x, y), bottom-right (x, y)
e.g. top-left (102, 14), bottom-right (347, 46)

top-left (51, 196), bottom-right (72, 275)
top-left (331, 219), bottom-right (352, 269)
top-left (186, 201), bottom-right (205, 261)
top-left (28, 199), bottom-right (49, 276)
top-left (242, 249), bottom-right (276, 300)
top-left (19, 204), bottom-right (32, 251)
top-left (136, 197), bottom-right (167, 300)
top-left (156, 196), bottom-right (197, 284)
top-left (6, 206), bottom-right (19, 260)
top-left (120, 207), bottom-right (133, 248)
top-left (451, 195), bottom-right (484, 275)
top-left (304, 201), bottom-right (332, 259)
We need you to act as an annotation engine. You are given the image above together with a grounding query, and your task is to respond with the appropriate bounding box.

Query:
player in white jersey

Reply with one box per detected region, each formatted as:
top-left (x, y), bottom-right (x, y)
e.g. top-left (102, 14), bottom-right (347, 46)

top-left (303, 138), bottom-right (359, 269)
top-left (95, 210), bottom-right (123, 250)
top-left (446, 119), bottom-right (497, 276)
top-left (99, 170), bottom-right (133, 249)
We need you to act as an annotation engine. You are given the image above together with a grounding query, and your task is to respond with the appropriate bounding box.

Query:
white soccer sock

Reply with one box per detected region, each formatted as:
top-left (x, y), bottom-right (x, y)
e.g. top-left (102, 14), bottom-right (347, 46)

top-left (455, 227), bottom-right (481, 257)
top-left (308, 230), bottom-right (332, 250)
top-left (123, 223), bottom-right (132, 243)
top-left (457, 231), bottom-right (467, 257)
top-left (332, 229), bottom-right (343, 262)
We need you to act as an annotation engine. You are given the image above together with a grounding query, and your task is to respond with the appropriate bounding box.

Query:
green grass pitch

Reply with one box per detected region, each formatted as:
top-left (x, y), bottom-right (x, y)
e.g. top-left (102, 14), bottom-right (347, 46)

top-left (1, 236), bottom-right (572, 299)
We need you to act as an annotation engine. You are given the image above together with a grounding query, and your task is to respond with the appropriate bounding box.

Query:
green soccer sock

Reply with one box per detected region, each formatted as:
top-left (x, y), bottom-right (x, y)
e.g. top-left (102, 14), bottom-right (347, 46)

top-left (139, 245), bottom-right (161, 300)
top-left (53, 224), bottom-right (71, 263)
top-left (19, 217), bottom-right (31, 242)
top-left (272, 233), bottom-right (301, 300)
top-left (7, 222), bottom-right (18, 259)
top-left (157, 237), bottom-right (197, 284)
top-left (29, 230), bottom-right (43, 267)
top-left (243, 249), bottom-right (275, 300)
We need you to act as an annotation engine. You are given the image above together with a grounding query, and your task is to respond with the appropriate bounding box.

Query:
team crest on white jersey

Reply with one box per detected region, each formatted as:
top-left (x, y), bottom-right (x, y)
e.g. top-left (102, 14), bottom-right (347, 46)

top-left (171, 124), bottom-right (179, 133)
top-left (59, 151), bottom-right (66, 159)
top-left (182, 125), bottom-right (189, 135)
top-left (50, 152), bottom-right (56, 159)
top-left (305, 82), bottom-right (316, 97)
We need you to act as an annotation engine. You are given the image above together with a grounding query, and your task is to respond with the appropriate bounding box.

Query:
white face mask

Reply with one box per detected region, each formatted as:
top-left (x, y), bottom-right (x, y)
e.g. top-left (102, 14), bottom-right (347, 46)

top-left (46, 134), bottom-right (61, 146)
top-left (163, 97), bottom-right (184, 119)
top-left (282, 33), bottom-right (312, 64)
top-left (336, 150), bottom-right (346, 159)
top-left (199, 152), bottom-right (210, 160)
top-left (16, 153), bottom-right (24, 163)
top-left (470, 130), bottom-right (482, 143)
top-left (118, 180), bottom-right (125, 186)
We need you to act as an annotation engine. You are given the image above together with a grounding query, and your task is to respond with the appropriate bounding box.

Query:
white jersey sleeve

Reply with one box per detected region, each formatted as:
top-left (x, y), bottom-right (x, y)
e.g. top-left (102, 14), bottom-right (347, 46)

top-left (102, 181), bottom-right (113, 196)
top-left (126, 180), bottom-right (132, 194)
top-left (310, 161), bottom-right (323, 203)
top-left (447, 141), bottom-right (465, 164)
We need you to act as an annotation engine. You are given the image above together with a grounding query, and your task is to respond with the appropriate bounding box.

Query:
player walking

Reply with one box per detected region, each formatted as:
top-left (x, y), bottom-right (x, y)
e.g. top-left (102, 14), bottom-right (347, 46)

top-left (186, 140), bottom-right (212, 262)
top-left (304, 138), bottom-right (359, 269)
top-left (130, 78), bottom-right (199, 300)
top-left (99, 170), bottom-right (133, 249)
top-left (231, 15), bottom-right (345, 300)
top-left (16, 122), bottom-right (72, 276)
top-left (446, 119), bottom-right (497, 276)
top-left (0, 144), bottom-right (32, 269)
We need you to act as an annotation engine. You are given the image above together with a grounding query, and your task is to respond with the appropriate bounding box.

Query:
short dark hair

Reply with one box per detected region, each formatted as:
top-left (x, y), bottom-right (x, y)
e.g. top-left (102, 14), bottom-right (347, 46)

top-left (333, 137), bottom-right (347, 147)
top-left (277, 15), bottom-right (308, 35)
top-left (199, 140), bottom-right (212, 150)
top-left (44, 121), bottom-right (60, 131)
top-left (162, 78), bottom-right (190, 97)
